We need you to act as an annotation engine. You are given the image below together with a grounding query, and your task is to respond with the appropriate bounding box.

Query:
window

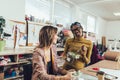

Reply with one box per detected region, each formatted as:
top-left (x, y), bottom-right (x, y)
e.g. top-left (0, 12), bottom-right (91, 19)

top-left (87, 16), bottom-right (96, 32)
top-left (78, 9), bottom-right (96, 33)
top-left (78, 10), bottom-right (96, 41)
top-left (25, 0), bottom-right (51, 21)
top-left (78, 11), bottom-right (87, 31)
top-left (54, 0), bottom-right (71, 28)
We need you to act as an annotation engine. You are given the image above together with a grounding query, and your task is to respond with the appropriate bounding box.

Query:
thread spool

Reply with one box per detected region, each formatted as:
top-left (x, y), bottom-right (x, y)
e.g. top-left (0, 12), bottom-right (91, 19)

top-left (97, 71), bottom-right (105, 80)
top-left (115, 56), bottom-right (120, 70)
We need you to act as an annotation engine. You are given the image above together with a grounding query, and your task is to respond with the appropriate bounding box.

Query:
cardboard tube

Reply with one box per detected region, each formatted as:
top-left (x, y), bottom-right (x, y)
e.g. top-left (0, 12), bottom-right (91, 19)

top-left (103, 51), bottom-right (120, 61)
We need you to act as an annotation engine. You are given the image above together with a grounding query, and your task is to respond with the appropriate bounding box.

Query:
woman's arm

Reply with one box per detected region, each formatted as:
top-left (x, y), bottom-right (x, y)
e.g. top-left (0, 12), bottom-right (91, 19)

top-left (81, 42), bottom-right (93, 64)
top-left (52, 46), bottom-right (69, 75)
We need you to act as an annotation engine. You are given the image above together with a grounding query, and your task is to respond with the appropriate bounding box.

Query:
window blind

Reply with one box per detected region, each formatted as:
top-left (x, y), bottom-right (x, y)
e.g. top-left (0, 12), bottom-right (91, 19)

top-left (87, 15), bottom-right (96, 32)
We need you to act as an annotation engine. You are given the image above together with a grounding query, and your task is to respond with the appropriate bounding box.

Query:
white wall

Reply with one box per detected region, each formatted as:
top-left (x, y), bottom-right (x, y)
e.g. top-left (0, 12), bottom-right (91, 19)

top-left (79, 8), bottom-right (108, 44)
top-left (96, 17), bottom-right (107, 44)
top-left (71, 5), bottom-right (80, 23)
top-left (106, 21), bottom-right (120, 40)
top-left (0, 0), bottom-right (25, 21)
top-left (77, 8), bottom-right (107, 44)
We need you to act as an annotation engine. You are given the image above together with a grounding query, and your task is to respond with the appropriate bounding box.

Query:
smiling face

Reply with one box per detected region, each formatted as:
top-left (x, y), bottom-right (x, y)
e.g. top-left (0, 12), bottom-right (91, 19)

top-left (71, 25), bottom-right (83, 38)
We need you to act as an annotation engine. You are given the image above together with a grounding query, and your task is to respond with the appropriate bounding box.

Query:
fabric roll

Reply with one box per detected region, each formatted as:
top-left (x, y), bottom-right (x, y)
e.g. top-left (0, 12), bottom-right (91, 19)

top-left (103, 51), bottom-right (120, 61)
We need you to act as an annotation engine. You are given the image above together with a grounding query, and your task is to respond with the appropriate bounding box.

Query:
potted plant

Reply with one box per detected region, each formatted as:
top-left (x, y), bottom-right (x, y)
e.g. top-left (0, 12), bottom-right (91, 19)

top-left (0, 16), bottom-right (5, 39)
top-left (0, 16), bottom-right (11, 51)
top-left (0, 16), bottom-right (6, 51)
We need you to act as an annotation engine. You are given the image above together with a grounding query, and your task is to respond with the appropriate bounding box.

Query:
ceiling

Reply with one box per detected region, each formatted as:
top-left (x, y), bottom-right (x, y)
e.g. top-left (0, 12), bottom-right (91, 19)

top-left (64, 0), bottom-right (120, 21)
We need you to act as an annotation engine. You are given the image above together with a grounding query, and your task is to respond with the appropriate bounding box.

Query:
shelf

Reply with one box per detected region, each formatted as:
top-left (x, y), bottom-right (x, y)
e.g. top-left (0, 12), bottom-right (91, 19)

top-left (5, 75), bottom-right (23, 80)
top-left (28, 21), bottom-right (51, 26)
top-left (19, 58), bottom-right (32, 62)
top-left (9, 20), bottom-right (25, 24)
top-left (0, 47), bottom-right (33, 56)
top-left (0, 61), bottom-right (29, 66)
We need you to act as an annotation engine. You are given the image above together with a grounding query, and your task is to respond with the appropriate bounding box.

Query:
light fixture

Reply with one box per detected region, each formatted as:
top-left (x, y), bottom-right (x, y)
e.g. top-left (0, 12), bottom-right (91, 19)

top-left (113, 12), bottom-right (120, 16)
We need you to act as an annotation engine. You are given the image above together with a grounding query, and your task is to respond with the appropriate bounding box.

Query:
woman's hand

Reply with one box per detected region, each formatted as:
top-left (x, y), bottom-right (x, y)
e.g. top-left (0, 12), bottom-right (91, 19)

top-left (63, 71), bottom-right (72, 80)
top-left (65, 69), bottom-right (82, 80)
top-left (81, 45), bottom-right (87, 56)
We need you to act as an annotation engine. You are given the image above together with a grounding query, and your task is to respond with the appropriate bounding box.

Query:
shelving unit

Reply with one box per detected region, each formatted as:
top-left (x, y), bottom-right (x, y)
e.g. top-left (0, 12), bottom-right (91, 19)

top-left (9, 20), bottom-right (49, 46)
top-left (0, 47), bottom-right (64, 80)
top-left (0, 47), bottom-right (33, 80)
top-left (0, 19), bottom-right (64, 80)
top-left (9, 19), bottom-right (52, 47)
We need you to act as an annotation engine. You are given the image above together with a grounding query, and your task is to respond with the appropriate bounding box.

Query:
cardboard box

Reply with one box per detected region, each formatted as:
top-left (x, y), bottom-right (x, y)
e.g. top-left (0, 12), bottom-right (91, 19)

top-left (0, 73), bottom-right (4, 80)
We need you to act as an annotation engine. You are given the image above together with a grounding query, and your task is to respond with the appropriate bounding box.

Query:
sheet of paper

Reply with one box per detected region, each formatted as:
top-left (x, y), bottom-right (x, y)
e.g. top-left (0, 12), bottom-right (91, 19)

top-left (100, 68), bottom-right (120, 80)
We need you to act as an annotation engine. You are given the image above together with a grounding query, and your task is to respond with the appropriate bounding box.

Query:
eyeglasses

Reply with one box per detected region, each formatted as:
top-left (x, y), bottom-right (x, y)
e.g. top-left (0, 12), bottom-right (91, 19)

top-left (71, 27), bottom-right (81, 32)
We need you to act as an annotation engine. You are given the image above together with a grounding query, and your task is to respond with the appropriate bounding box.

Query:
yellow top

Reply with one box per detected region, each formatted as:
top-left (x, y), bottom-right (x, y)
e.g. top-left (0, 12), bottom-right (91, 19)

top-left (63, 37), bottom-right (93, 70)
